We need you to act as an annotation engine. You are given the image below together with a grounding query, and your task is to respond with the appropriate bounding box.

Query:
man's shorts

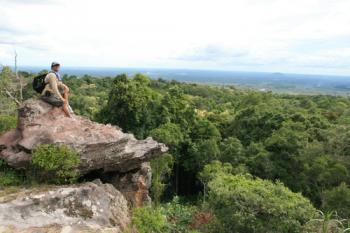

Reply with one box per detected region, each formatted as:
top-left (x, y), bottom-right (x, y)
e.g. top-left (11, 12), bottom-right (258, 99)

top-left (40, 92), bottom-right (63, 107)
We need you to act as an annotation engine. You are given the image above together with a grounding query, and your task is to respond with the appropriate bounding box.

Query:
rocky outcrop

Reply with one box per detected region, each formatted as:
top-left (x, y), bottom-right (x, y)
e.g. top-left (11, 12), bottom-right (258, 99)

top-left (0, 99), bottom-right (168, 207)
top-left (0, 180), bottom-right (129, 232)
top-left (108, 162), bottom-right (152, 207)
top-left (0, 99), bottom-right (167, 174)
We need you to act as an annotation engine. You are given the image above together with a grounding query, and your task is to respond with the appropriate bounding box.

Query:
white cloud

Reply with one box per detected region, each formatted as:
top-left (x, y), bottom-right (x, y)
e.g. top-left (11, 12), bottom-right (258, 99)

top-left (176, 45), bottom-right (249, 61)
top-left (0, 0), bottom-right (58, 5)
top-left (0, 0), bottom-right (350, 75)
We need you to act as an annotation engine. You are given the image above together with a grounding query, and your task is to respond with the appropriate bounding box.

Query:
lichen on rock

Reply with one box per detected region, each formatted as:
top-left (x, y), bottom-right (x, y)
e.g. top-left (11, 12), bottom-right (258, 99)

top-left (0, 180), bottom-right (129, 232)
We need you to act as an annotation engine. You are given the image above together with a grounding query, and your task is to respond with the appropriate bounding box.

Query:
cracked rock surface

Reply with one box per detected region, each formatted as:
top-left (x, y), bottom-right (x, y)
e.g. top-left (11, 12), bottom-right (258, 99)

top-left (0, 180), bottom-right (129, 232)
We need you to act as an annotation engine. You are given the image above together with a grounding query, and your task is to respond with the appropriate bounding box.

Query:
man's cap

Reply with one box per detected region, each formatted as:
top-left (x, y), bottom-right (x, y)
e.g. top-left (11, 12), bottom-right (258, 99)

top-left (51, 61), bottom-right (60, 67)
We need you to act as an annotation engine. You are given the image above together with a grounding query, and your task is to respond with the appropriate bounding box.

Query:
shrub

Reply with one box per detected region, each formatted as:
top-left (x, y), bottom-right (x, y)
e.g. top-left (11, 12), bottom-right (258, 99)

top-left (31, 144), bottom-right (80, 184)
top-left (0, 115), bottom-right (17, 134)
top-left (0, 158), bottom-right (23, 186)
top-left (198, 161), bottom-right (233, 203)
top-left (322, 183), bottom-right (350, 218)
top-left (304, 211), bottom-right (350, 233)
top-left (207, 174), bottom-right (316, 233)
top-left (132, 206), bottom-right (168, 233)
top-left (131, 198), bottom-right (204, 233)
top-left (161, 196), bottom-right (197, 232)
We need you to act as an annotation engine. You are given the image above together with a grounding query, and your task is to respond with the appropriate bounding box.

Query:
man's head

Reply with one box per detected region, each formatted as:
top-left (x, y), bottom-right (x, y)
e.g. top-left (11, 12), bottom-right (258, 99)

top-left (51, 62), bottom-right (60, 72)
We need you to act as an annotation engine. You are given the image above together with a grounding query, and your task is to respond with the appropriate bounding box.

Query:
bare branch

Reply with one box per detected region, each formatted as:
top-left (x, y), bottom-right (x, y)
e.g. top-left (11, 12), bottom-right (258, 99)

top-left (0, 62), bottom-right (21, 106)
top-left (14, 50), bottom-right (23, 102)
top-left (4, 89), bottom-right (20, 106)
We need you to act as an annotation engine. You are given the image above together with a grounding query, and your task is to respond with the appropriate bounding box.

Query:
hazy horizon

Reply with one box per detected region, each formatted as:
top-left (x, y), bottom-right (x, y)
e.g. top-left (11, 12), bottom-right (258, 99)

top-left (15, 65), bottom-right (350, 95)
top-left (17, 65), bottom-right (350, 78)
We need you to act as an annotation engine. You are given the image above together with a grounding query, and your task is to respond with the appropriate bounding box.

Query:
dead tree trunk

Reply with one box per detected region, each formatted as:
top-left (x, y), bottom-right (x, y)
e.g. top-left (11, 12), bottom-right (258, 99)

top-left (14, 51), bottom-right (23, 102)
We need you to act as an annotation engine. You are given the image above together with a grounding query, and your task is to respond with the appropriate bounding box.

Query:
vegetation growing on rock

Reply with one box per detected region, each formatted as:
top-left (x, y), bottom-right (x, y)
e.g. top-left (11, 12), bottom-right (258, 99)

top-left (32, 144), bottom-right (80, 184)
top-left (0, 158), bottom-right (23, 186)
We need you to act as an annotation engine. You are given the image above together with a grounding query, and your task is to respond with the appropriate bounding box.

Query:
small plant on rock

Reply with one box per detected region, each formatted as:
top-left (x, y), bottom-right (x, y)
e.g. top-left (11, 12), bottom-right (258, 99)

top-left (0, 158), bottom-right (24, 186)
top-left (32, 144), bottom-right (80, 184)
top-left (0, 115), bottom-right (17, 134)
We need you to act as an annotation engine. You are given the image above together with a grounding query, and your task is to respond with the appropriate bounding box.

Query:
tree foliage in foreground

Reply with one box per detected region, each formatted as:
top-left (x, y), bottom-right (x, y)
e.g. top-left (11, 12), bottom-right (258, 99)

top-left (207, 169), bottom-right (316, 233)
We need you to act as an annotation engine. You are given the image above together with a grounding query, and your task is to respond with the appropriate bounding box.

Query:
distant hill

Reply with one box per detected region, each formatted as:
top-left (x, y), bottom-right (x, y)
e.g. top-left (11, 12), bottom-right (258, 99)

top-left (20, 66), bottom-right (350, 95)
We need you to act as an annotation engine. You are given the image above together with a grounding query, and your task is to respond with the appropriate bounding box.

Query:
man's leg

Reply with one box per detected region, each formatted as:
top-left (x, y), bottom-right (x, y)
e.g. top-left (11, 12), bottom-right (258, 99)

top-left (62, 84), bottom-right (69, 103)
top-left (59, 84), bottom-right (71, 117)
top-left (62, 84), bottom-right (73, 113)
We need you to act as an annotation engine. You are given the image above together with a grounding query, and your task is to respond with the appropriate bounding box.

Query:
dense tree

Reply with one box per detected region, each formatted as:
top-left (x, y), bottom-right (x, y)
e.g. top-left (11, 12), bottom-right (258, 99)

top-left (98, 74), bottom-right (160, 138)
top-left (207, 173), bottom-right (316, 233)
top-left (219, 137), bottom-right (244, 164)
top-left (150, 153), bottom-right (174, 206)
top-left (226, 106), bottom-right (285, 145)
top-left (150, 123), bottom-right (184, 147)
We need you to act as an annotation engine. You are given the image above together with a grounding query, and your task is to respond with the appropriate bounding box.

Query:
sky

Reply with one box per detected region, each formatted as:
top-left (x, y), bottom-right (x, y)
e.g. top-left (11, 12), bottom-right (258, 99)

top-left (1, 0), bottom-right (350, 75)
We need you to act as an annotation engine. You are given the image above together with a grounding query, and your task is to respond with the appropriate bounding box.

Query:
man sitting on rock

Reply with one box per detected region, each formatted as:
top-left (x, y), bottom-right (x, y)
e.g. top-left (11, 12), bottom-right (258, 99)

top-left (41, 62), bottom-right (71, 117)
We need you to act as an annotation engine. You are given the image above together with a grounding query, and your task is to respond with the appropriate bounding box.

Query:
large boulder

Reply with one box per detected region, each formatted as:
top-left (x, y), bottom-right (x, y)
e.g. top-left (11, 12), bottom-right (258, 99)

top-left (0, 180), bottom-right (129, 233)
top-left (0, 99), bottom-right (168, 206)
top-left (0, 99), bottom-right (167, 174)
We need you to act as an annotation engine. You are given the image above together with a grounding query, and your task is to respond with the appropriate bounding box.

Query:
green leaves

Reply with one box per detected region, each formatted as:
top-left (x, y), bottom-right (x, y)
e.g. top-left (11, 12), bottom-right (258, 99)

top-left (322, 183), bottom-right (350, 219)
top-left (32, 144), bottom-right (80, 184)
top-left (150, 123), bottom-right (184, 147)
top-left (0, 66), bottom-right (19, 115)
top-left (160, 196), bottom-right (198, 232)
top-left (186, 139), bottom-right (220, 172)
top-left (151, 153), bottom-right (174, 206)
top-left (0, 115), bottom-right (17, 134)
top-left (131, 198), bottom-right (199, 233)
top-left (0, 158), bottom-right (24, 186)
top-left (304, 211), bottom-right (350, 233)
top-left (0, 66), bottom-right (11, 88)
top-left (207, 173), bottom-right (316, 233)
top-left (132, 206), bottom-right (168, 233)
top-left (219, 137), bottom-right (244, 164)
top-left (99, 74), bottom-right (160, 139)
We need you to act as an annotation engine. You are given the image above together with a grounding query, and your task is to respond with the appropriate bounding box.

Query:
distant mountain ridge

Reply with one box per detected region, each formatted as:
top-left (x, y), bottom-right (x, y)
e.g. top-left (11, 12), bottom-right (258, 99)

top-left (18, 66), bottom-right (350, 95)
